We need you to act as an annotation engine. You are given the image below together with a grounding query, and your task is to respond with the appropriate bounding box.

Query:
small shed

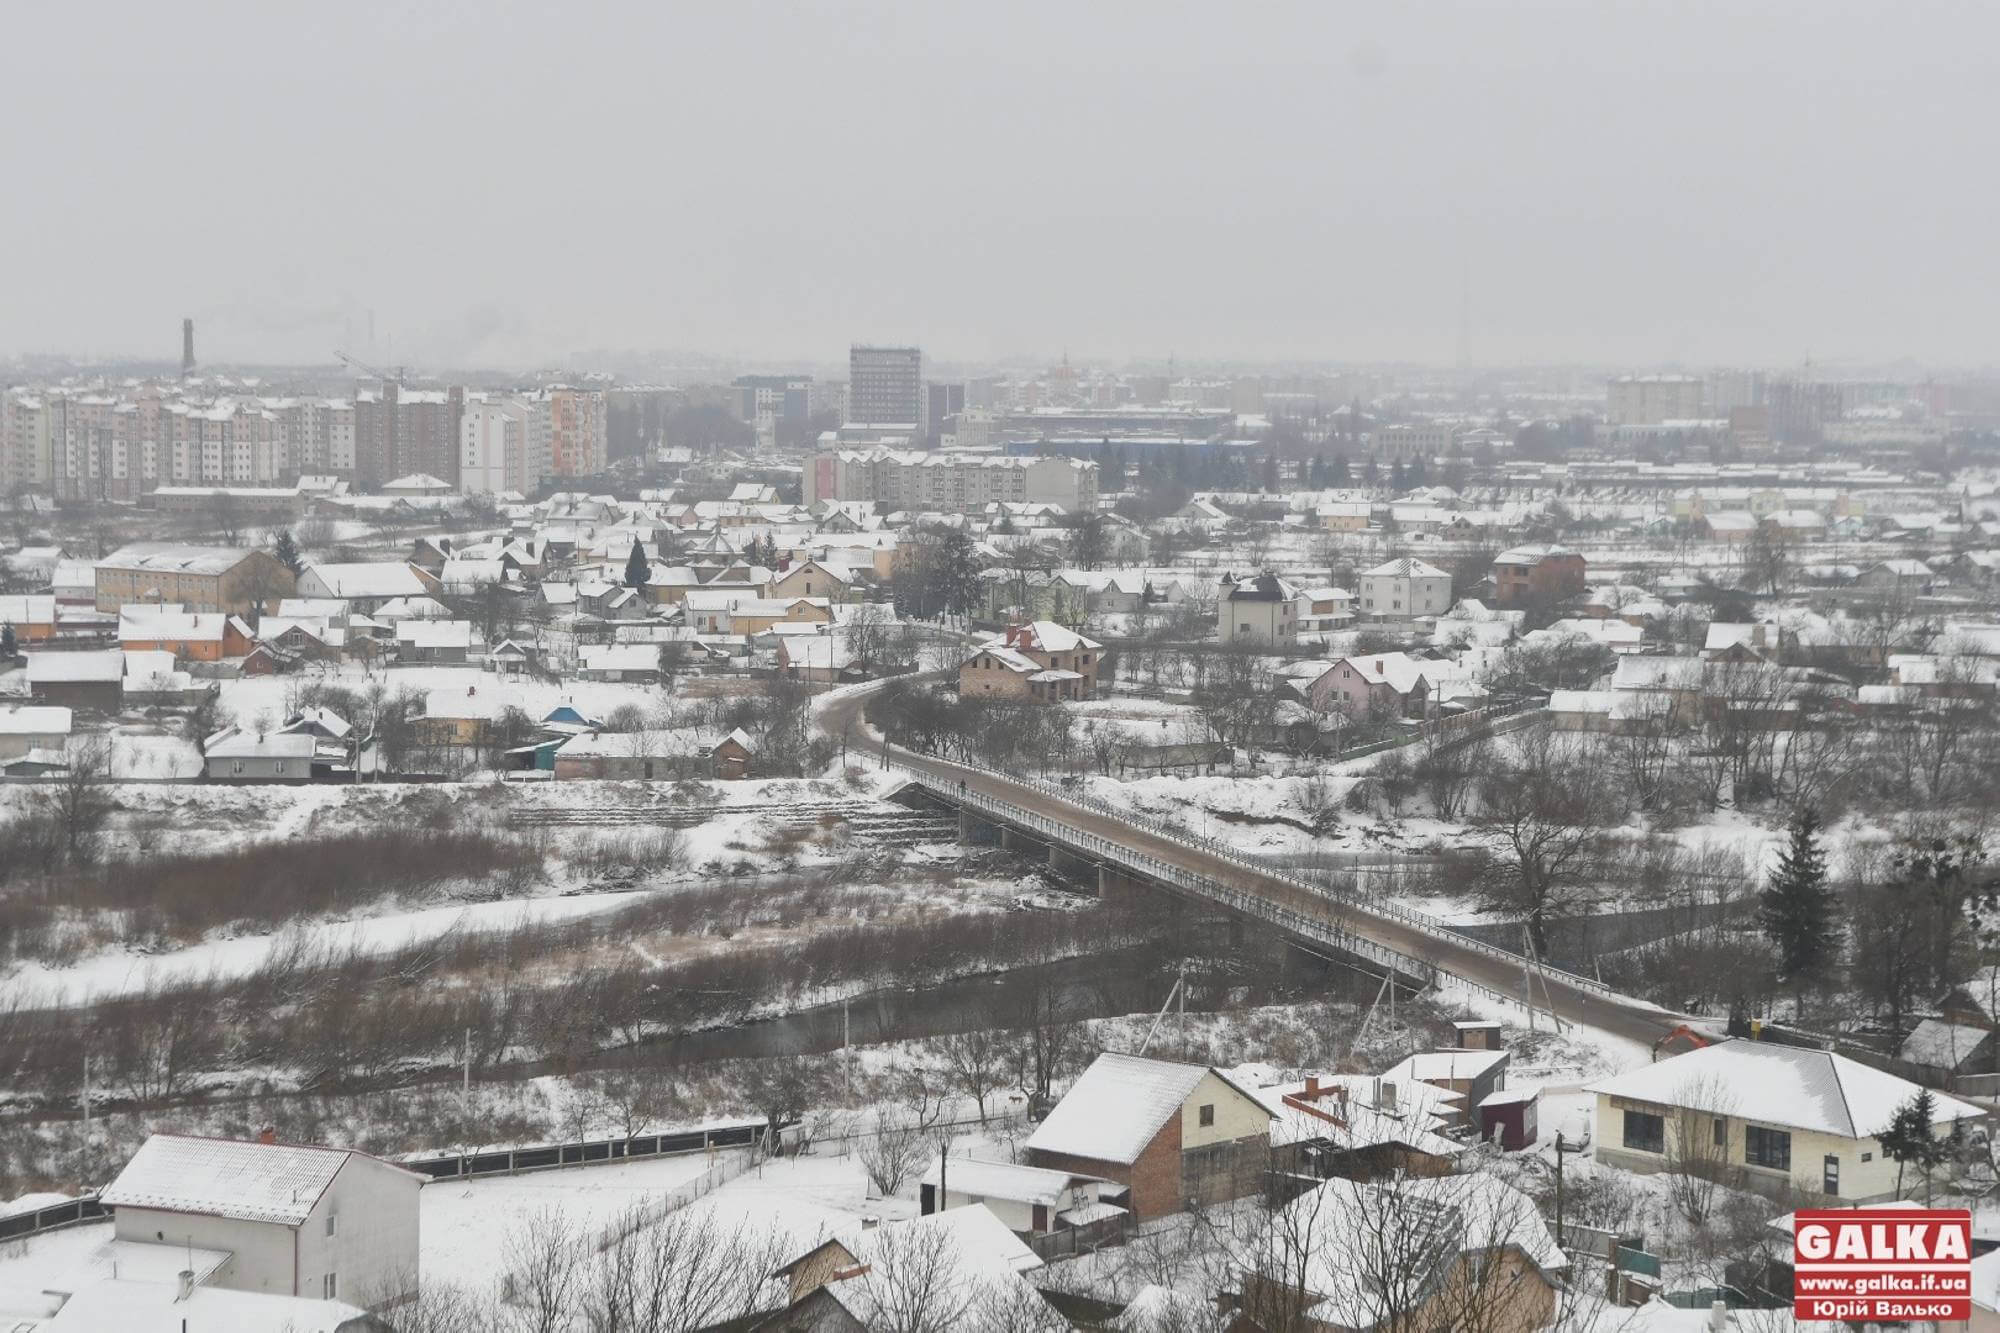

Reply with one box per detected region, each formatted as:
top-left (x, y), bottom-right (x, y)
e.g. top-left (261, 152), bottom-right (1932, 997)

top-left (712, 728), bottom-right (756, 780)
top-left (1476, 1086), bottom-right (1540, 1150)
top-left (1451, 1020), bottom-right (1505, 1052)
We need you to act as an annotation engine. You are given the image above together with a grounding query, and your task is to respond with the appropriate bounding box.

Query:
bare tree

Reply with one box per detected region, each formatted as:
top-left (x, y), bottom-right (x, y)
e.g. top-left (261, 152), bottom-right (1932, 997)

top-left (1663, 1076), bottom-right (1739, 1225)
top-left (1472, 726), bottom-right (1610, 955)
top-left (499, 1207), bottom-right (584, 1333)
top-left (934, 1028), bottom-right (1008, 1122)
top-left (38, 736), bottom-right (114, 872)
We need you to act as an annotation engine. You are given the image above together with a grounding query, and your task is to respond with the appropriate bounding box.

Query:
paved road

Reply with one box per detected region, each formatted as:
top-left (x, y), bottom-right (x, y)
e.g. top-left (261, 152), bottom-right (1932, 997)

top-left (818, 684), bottom-right (1700, 1050)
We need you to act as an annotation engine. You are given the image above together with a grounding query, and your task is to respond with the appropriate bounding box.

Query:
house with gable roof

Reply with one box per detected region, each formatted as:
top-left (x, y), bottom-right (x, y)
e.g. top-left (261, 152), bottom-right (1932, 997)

top-left (98, 1130), bottom-right (423, 1309)
top-left (1023, 1053), bottom-right (1272, 1220)
top-left (959, 620), bottom-right (1103, 702)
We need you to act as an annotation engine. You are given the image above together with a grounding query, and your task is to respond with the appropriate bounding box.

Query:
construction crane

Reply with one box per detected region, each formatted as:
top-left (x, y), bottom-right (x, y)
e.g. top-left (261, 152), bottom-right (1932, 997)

top-left (333, 349), bottom-right (405, 385)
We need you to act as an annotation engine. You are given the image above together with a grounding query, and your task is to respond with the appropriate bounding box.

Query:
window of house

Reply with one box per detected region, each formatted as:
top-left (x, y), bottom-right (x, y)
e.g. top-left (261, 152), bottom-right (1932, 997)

top-left (1823, 1155), bottom-right (1840, 1196)
top-left (231, 760), bottom-right (243, 775)
top-left (1862, 1151), bottom-right (1873, 1162)
top-left (1745, 1125), bottom-right (1791, 1171)
top-left (1712, 1118), bottom-right (1728, 1149)
top-left (1622, 1110), bottom-right (1665, 1153)
top-left (325, 1211), bottom-right (337, 1237)
top-left (323, 1273), bottom-right (338, 1299)
top-left (1198, 1104), bottom-right (1215, 1128)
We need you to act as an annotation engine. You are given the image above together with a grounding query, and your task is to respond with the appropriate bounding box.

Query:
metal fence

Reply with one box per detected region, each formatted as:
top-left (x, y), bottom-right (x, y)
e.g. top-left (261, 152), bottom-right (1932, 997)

top-left (0, 1194), bottom-right (106, 1243)
top-left (399, 1119), bottom-right (765, 1181)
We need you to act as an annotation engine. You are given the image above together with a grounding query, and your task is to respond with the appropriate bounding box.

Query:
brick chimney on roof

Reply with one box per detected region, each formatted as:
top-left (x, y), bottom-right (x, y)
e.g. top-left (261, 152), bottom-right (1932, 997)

top-left (258, 1125), bottom-right (277, 1145)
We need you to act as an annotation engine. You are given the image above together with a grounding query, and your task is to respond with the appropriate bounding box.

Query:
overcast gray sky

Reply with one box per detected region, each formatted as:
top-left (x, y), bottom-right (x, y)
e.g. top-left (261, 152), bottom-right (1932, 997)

top-left (4, 1), bottom-right (1993, 372)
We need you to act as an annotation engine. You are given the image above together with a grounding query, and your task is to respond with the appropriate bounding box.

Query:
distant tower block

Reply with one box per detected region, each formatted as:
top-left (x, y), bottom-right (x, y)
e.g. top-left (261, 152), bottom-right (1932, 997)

top-left (181, 318), bottom-right (196, 377)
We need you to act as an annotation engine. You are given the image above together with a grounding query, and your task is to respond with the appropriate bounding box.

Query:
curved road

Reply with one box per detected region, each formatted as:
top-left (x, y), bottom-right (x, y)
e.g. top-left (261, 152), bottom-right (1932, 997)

top-left (818, 681), bottom-right (1700, 1049)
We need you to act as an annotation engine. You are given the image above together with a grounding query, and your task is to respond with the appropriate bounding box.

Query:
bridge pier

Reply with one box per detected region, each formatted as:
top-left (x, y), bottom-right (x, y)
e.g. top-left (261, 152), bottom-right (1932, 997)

top-left (1046, 843), bottom-right (1096, 886)
top-left (958, 810), bottom-right (1000, 846)
top-left (1098, 863), bottom-right (1158, 908)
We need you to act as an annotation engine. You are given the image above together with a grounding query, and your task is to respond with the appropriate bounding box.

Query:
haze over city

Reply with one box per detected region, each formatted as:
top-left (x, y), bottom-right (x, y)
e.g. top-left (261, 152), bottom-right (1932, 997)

top-left (9, 6), bottom-right (2000, 1332)
top-left (6, 1), bottom-right (1998, 370)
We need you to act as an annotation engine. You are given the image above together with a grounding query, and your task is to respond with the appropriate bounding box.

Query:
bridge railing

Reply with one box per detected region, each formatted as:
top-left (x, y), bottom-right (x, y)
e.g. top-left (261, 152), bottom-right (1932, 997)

top-left (902, 754), bottom-right (1617, 1007)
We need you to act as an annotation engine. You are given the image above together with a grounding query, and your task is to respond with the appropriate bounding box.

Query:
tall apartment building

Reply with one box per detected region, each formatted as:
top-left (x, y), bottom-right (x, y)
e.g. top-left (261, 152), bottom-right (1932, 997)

top-left (848, 345), bottom-right (923, 426)
top-left (732, 375), bottom-right (814, 444)
top-left (540, 386), bottom-right (607, 478)
top-left (460, 394), bottom-right (539, 495)
top-left (804, 446), bottom-right (1097, 513)
top-left (1, 391), bottom-right (56, 491)
top-left (353, 383), bottom-right (464, 488)
top-left (1607, 374), bottom-right (1705, 426)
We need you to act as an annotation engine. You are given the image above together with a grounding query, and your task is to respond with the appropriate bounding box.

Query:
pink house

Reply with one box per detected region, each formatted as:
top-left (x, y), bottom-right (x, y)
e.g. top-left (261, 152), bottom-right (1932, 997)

top-left (1322, 652), bottom-right (1433, 720)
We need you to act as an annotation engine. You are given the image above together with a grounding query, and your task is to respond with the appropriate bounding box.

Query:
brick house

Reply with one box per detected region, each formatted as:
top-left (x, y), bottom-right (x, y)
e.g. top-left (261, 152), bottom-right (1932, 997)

top-left (1024, 1053), bottom-right (1272, 1221)
top-left (95, 544), bottom-right (295, 615)
top-left (958, 620), bottom-right (1103, 703)
top-left (1490, 543), bottom-right (1586, 609)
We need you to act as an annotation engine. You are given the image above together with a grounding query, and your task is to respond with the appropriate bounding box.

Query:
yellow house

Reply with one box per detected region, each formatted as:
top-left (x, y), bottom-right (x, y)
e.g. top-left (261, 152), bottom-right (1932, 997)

top-left (1586, 1039), bottom-right (1984, 1203)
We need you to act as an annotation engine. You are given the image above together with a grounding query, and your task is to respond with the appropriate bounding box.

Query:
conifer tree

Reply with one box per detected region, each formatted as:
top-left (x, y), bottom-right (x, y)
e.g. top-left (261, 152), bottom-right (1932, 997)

top-left (623, 539), bottom-right (651, 590)
top-left (1759, 807), bottom-right (1841, 1005)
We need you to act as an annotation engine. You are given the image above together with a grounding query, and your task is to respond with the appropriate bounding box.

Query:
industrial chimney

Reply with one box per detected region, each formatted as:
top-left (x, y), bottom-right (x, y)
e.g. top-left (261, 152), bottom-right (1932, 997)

top-left (181, 319), bottom-right (196, 378)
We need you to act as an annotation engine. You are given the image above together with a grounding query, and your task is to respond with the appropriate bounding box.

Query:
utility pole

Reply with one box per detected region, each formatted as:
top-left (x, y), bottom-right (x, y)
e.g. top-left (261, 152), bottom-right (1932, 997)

top-left (1553, 1130), bottom-right (1584, 1250)
top-left (1522, 925), bottom-right (1538, 1033)
top-left (462, 1027), bottom-right (471, 1109)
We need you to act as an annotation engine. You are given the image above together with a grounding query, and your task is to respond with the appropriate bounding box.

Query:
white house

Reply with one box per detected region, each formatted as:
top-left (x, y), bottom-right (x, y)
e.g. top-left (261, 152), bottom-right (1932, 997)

top-left (1218, 572), bottom-right (1302, 644)
top-left (1359, 557), bottom-right (1452, 620)
top-left (0, 705), bottom-right (72, 761)
top-left (205, 728), bottom-right (318, 780)
top-left (1586, 1040), bottom-right (1985, 1202)
top-left (294, 563), bottom-right (433, 613)
top-left (100, 1132), bottom-right (424, 1310)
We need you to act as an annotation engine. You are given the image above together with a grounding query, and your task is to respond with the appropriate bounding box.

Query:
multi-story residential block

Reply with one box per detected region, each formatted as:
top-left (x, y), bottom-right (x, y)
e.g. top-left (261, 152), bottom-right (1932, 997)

top-left (803, 446), bottom-right (1097, 513)
top-left (848, 345), bottom-right (924, 426)
top-left (541, 385), bottom-right (607, 478)
top-left (1607, 374), bottom-right (1704, 426)
top-left (460, 394), bottom-right (538, 495)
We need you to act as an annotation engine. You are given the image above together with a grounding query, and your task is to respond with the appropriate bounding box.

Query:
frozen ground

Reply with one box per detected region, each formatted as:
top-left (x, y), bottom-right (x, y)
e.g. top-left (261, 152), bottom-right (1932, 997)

top-left (422, 1151), bottom-right (722, 1298)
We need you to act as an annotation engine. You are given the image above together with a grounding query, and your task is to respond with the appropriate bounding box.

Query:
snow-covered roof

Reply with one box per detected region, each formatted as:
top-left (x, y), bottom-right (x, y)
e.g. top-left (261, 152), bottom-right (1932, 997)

top-left (98, 543), bottom-right (257, 576)
top-left (1026, 1053), bottom-right (1267, 1165)
top-left (300, 561), bottom-right (430, 599)
top-left (1337, 652), bottom-right (1431, 696)
top-left (1584, 1039), bottom-right (1985, 1138)
top-left (0, 705), bottom-right (71, 734)
top-left (396, 619), bottom-right (473, 649)
top-left (1611, 655), bottom-right (1703, 691)
top-left (1257, 1174), bottom-right (1563, 1328)
top-left (920, 1156), bottom-right (1105, 1206)
top-left (1899, 1018), bottom-right (1990, 1071)
top-left (25, 650), bottom-right (123, 683)
top-left (1381, 1049), bottom-right (1509, 1084)
top-left (1363, 556), bottom-right (1449, 580)
top-left (100, 1133), bottom-right (414, 1226)
top-left (205, 729), bottom-right (317, 761)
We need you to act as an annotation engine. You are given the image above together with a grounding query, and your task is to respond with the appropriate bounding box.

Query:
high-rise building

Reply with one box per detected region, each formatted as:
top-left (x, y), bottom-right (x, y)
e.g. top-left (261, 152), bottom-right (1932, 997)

top-left (540, 386), bottom-right (607, 478)
top-left (848, 345), bottom-right (923, 426)
top-left (732, 375), bottom-right (814, 447)
top-left (353, 382), bottom-right (465, 488)
top-left (461, 394), bottom-right (538, 495)
top-left (1606, 374), bottom-right (1704, 426)
top-left (923, 381), bottom-right (965, 443)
